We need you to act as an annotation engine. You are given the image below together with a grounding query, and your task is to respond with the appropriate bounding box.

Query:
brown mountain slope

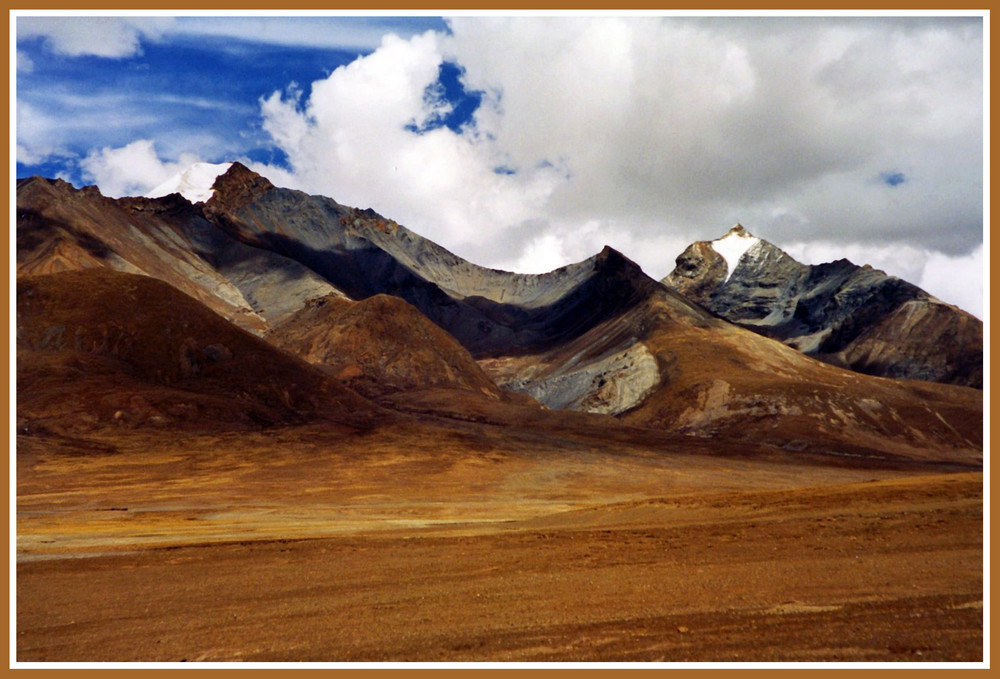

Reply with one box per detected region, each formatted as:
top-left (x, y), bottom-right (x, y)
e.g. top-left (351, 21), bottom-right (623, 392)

top-left (16, 269), bottom-right (380, 435)
top-left (266, 293), bottom-right (505, 400)
top-left (483, 285), bottom-right (982, 465)
top-left (828, 298), bottom-right (983, 387)
top-left (16, 177), bottom-right (266, 331)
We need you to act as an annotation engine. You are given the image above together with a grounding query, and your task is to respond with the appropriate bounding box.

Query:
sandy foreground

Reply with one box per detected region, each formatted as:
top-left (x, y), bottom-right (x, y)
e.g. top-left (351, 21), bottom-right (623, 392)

top-left (15, 422), bottom-right (983, 663)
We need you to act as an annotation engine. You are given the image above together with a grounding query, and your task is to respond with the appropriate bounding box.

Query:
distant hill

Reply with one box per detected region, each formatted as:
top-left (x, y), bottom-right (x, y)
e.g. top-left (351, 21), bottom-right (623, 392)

top-left (267, 292), bottom-right (505, 400)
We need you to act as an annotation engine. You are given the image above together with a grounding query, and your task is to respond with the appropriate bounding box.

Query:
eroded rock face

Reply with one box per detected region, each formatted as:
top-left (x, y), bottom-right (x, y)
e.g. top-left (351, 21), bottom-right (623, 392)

top-left (15, 165), bottom-right (983, 454)
top-left (480, 283), bottom-right (981, 462)
top-left (665, 241), bottom-right (728, 303)
top-left (662, 225), bottom-right (982, 389)
top-left (707, 242), bottom-right (811, 327)
top-left (834, 299), bottom-right (983, 386)
top-left (495, 340), bottom-right (661, 416)
top-left (16, 166), bottom-right (670, 416)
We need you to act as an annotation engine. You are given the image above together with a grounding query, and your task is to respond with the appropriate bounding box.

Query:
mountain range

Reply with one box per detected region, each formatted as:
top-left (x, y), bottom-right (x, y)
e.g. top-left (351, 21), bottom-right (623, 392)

top-left (15, 162), bottom-right (983, 465)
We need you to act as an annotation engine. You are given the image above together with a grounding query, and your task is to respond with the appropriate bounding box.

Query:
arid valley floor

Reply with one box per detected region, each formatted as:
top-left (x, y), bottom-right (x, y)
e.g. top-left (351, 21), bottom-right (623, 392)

top-left (16, 415), bottom-right (982, 662)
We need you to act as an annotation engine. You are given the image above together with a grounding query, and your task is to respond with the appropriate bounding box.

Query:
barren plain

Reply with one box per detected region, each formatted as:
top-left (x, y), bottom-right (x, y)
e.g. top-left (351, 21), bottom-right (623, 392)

top-left (16, 415), bottom-right (982, 662)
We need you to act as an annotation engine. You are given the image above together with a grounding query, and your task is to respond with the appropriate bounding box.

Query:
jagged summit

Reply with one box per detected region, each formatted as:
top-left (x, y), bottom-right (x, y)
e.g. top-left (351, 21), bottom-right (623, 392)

top-left (147, 162), bottom-right (234, 203)
top-left (593, 244), bottom-right (640, 269)
top-left (710, 224), bottom-right (761, 281)
top-left (718, 223), bottom-right (757, 240)
top-left (205, 161), bottom-right (278, 213)
top-left (211, 161), bottom-right (273, 191)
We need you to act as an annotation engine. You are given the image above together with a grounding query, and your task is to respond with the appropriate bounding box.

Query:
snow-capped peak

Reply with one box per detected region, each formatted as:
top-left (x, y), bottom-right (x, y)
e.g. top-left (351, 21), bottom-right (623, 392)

top-left (711, 224), bottom-right (759, 282)
top-left (146, 162), bottom-right (234, 203)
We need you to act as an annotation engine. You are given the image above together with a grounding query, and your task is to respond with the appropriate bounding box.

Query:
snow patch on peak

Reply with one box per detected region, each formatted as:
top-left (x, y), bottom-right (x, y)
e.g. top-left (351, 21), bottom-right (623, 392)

top-left (711, 224), bottom-right (759, 282)
top-left (147, 162), bottom-right (234, 203)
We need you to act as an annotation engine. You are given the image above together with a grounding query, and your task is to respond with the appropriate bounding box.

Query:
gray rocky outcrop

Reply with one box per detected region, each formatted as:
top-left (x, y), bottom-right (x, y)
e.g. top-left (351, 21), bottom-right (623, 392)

top-left (662, 225), bottom-right (982, 388)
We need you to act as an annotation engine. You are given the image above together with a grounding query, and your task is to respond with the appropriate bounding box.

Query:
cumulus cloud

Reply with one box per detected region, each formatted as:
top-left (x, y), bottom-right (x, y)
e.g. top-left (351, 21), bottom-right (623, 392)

top-left (445, 17), bottom-right (982, 250)
top-left (255, 30), bottom-right (566, 266)
top-left (79, 139), bottom-right (200, 197)
top-left (917, 246), bottom-right (984, 319)
top-left (16, 16), bottom-right (174, 58)
top-left (36, 16), bottom-right (981, 316)
top-left (248, 17), bottom-right (981, 310)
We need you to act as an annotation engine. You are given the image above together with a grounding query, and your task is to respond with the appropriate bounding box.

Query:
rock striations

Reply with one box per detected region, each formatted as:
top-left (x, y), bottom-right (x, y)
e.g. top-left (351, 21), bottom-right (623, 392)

top-left (664, 224), bottom-right (982, 388)
top-left (16, 175), bottom-right (344, 332)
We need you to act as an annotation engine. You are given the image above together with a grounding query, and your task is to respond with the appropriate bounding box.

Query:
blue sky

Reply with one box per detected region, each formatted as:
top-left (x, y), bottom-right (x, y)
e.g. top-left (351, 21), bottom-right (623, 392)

top-left (16, 17), bottom-right (453, 179)
top-left (14, 14), bottom-right (986, 317)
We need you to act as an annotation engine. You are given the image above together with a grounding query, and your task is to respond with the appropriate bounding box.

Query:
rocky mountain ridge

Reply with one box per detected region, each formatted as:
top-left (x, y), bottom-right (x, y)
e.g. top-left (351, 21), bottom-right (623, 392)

top-left (203, 163), bottom-right (661, 358)
top-left (15, 165), bottom-right (983, 464)
top-left (664, 224), bottom-right (982, 388)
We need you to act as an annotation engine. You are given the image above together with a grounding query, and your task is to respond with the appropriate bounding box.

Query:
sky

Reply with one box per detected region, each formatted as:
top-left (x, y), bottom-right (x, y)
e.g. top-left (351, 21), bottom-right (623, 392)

top-left (14, 13), bottom-right (987, 318)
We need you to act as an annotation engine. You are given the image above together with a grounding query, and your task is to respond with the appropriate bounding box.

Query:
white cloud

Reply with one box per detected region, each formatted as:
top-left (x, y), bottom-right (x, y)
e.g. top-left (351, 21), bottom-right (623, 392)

top-left (15, 86), bottom-right (241, 171)
top-left (248, 17), bottom-right (981, 293)
top-left (16, 49), bottom-right (33, 72)
top-left (255, 30), bottom-right (566, 266)
top-left (16, 17), bottom-right (174, 58)
top-left (16, 100), bottom-right (70, 164)
top-left (916, 245), bottom-right (984, 320)
top-left (33, 16), bottom-right (980, 317)
top-left (16, 15), bottom-right (444, 61)
top-left (79, 139), bottom-right (199, 197)
top-left (15, 92), bottom-right (165, 167)
top-left (447, 16), bottom-right (761, 218)
top-left (507, 232), bottom-right (574, 274)
top-left (171, 16), bottom-right (439, 52)
top-left (451, 17), bottom-right (981, 249)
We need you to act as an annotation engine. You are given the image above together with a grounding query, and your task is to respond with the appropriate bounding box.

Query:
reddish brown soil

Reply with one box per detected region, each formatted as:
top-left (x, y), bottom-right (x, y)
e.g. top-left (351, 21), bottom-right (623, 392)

top-left (16, 423), bottom-right (982, 663)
